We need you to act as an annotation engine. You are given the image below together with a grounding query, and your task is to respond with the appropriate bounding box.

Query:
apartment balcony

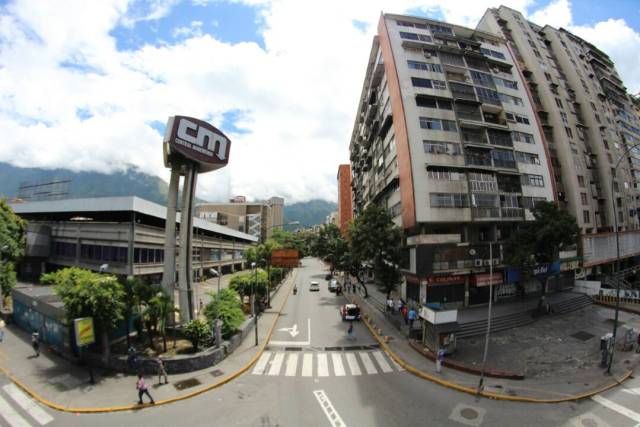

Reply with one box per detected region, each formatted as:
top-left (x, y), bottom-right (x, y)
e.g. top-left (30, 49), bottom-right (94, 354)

top-left (492, 158), bottom-right (517, 169)
top-left (461, 128), bottom-right (488, 145)
top-left (450, 82), bottom-right (478, 102)
top-left (364, 102), bottom-right (378, 125)
top-left (470, 180), bottom-right (498, 192)
top-left (477, 95), bottom-right (501, 107)
top-left (501, 207), bottom-right (524, 219)
top-left (465, 154), bottom-right (493, 168)
top-left (497, 177), bottom-right (522, 193)
top-left (446, 70), bottom-right (470, 83)
top-left (487, 130), bottom-right (513, 147)
top-left (455, 107), bottom-right (483, 122)
top-left (472, 207), bottom-right (501, 219)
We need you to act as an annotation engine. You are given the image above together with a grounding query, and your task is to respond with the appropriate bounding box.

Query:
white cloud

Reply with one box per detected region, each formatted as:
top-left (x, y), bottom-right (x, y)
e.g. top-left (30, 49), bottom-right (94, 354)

top-left (528, 0), bottom-right (572, 29)
top-left (0, 0), bottom-right (638, 205)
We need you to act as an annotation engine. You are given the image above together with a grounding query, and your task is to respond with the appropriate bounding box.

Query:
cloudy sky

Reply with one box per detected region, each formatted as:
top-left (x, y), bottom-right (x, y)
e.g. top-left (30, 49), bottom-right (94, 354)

top-left (1, 0), bottom-right (639, 203)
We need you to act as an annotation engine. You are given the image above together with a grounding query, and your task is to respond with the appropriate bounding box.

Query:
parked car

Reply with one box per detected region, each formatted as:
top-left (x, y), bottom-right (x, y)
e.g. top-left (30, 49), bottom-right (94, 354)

top-left (329, 279), bottom-right (339, 293)
top-left (340, 304), bottom-right (361, 321)
top-left (310, 281), bottom-right (320, 291)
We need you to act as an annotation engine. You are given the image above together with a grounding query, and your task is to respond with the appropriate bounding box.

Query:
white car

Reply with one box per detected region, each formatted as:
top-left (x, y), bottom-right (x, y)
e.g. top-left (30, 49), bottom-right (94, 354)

top-left (340, 304), bottom-right (361, 321)
top-left (310, 281), bottom-right (320, 291)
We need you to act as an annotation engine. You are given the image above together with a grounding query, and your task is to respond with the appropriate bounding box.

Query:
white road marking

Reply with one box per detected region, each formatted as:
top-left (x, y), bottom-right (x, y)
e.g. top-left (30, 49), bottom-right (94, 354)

top-left (267, 352), bottom-right (285, 376)
top-left (302, 353), bottom-right (313, 377)
top-left (3, 384), bottom-right (53, 425)
top-left (331, 353), bottom-right (346, 376)
top-left (592, 395), bottom-right (640, 423)
top-left (270, 318), bottom-right (311, 346)
top-left (313, 390), bottom-right (347, 427)
top-left (285, 353), bottom-right (299, 377)
top-left (252, 351), bottom-right (271, 375)
top-left (345, 353), bottom-right (361, 376)
top-left (358, 352), bottom-right (377, 375)
top-left (0, 394), bottom-right (32, 427)
top-left (277, 324), bottom-right (299, 338)
top-left (623, 387), bottom-right (640, 395)
top-left (372, 351), bottom-right (393, 373)
top-left (317, 353), bottom-right (329, 377)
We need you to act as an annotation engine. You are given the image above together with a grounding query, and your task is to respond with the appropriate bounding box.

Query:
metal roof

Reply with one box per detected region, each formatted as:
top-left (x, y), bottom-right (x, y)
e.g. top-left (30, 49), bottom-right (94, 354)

top-left (11, 196), bottom-right (258, 243)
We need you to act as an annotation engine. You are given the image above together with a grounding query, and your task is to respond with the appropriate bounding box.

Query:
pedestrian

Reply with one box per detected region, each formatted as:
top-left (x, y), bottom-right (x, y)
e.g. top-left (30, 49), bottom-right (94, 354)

top-left (128, 346), bottom-right (139, 371)
top-left (636, 331), bottom-right (640, 354)
top-left (347, 322), bottom-right (355, 341)
top-left (401, 306), bottom-right (408, 325)
top-left (394, 298), bottom-right (401, 314)
top-left (408, 308), bottom-right (417, 329)
top-left (436, 348), bottom-right (445, 373)
top-left (0, 320), bottom-right (5, 343)
top-left (31, 330), bottom-right (40, 357)
top-left (199, 299), bottom-right (203, 312)
top-left (386, 297), bottom-right (393, 313)
top-left (156, 356), bottom-right (168, 385)
top-left (136, 374), bottom-right (155, 405)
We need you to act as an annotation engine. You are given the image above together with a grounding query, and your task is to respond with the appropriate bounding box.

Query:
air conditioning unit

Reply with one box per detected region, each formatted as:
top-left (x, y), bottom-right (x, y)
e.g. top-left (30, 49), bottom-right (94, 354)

top-left (474, 259), bottom-right (483, 267)
top-left (483, 259), bottom-right (491, 266)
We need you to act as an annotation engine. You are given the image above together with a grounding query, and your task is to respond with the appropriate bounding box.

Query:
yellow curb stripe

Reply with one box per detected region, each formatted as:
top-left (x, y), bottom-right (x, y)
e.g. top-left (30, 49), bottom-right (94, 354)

top-left (0, 270), bottom-right (299, 414)
top-left (348, 294), bottom-right (632, 403)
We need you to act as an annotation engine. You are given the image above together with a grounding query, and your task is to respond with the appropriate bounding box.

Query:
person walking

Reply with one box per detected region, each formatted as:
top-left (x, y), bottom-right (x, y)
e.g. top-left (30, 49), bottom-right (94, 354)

top-left (136, 374), bottom-right (155, 405)
top-left (401, 306), bottom-right (408, 325)
top-left (347, 322), bottom-right (355, 341)
top-left (436, 348), bottom-right (445, 373)
top-left (157, 356), bottom-right (168, 385)
top-left (31, 330), bottom-right (40, 357)
top-left (386, 297), bottom-right (393, 313)
top-left (408, 308), bottom-right (417, 329)
top-left (0, 320), bottom-right (5, 343)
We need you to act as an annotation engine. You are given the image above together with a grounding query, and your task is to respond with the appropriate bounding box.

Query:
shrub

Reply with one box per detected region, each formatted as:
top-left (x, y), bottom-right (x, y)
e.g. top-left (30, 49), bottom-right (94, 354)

top-left (182, 319), bottom-right (210, 352)
top-left (203, 288), bottom-right (245, 339)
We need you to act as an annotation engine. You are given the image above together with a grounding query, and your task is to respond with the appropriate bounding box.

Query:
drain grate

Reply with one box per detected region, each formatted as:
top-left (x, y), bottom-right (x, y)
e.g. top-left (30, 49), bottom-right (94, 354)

top-left (284, 347), bottom-right (303, 351)
top-left (210, 369), bottom-right (223, 377)
top-left (571, 331), bottom-right (595, 341)
top-left (173, 378), bottom-right (201, 390)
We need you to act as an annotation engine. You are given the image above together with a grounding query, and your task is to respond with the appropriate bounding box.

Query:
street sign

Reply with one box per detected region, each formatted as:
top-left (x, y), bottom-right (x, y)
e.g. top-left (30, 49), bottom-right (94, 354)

top-left (271, 249), bottom-right (299, 268)
top-left (74, 317), bottom-right (95, 346)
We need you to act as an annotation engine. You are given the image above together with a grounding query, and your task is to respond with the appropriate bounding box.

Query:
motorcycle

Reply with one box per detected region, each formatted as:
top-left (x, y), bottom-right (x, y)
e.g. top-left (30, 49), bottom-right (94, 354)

top-left (293, 286), bottom-right (298, 295)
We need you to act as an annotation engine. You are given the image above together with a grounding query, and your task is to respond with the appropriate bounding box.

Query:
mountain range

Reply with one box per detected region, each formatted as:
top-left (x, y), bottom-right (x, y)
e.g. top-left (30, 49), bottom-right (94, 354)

top-left (0, 162), bottom-right (336, 227)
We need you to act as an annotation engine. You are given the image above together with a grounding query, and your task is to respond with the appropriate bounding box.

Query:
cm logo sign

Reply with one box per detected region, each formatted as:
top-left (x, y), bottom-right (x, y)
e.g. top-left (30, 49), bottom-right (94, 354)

top-left (164, 115), bottom-right (231, 173)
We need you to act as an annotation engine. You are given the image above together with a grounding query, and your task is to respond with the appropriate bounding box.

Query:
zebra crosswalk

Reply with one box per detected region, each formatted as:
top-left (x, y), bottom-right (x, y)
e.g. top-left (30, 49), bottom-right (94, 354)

top-left (0, 384), bottom-right (53, 427)
top-left (251, 350), bottom-right (403, 378)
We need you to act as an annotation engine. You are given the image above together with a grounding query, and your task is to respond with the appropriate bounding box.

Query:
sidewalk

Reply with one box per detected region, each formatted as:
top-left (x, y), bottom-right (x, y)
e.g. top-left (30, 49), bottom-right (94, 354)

top-left (346, 285), bottom-right (639, 401)
top-left (0, 270), bottom-right (297, 411)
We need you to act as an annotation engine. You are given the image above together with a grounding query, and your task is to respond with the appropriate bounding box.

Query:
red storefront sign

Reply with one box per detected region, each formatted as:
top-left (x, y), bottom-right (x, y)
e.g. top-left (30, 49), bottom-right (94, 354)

top-left (471, 272), bottom-right (503, 287)
top-left (426, 275), bottom-right (466, 286)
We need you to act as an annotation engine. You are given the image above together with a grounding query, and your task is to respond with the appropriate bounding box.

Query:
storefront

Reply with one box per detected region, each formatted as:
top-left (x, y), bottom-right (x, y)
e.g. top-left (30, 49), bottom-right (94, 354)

top-left (468, 272), bottom-right (503, 305)
top-left (425, 275), bottom-right (466, 306)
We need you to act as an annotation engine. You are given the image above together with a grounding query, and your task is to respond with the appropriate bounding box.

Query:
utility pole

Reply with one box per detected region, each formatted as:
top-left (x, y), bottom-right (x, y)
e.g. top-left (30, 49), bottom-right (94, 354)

top-left (252, 262), bottom-right (258, 346)
top-left (477, 241), bottom-right (493, 395)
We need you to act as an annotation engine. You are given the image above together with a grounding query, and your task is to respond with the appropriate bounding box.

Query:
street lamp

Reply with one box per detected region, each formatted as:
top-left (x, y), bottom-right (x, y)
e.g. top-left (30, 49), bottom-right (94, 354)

top-left (607, 140), bottom-right (640, 374)
top-left (251, 261), bottom-right (258, 346)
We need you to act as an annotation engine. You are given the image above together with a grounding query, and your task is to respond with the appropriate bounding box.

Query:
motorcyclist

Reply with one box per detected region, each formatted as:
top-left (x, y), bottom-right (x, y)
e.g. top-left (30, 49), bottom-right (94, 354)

top-left (293, 284), bottom-right (298, 295)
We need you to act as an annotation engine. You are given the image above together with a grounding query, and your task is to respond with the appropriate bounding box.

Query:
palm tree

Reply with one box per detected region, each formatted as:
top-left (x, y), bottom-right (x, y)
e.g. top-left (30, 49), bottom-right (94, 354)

top-left (148, 291), bottom-right (178, 353)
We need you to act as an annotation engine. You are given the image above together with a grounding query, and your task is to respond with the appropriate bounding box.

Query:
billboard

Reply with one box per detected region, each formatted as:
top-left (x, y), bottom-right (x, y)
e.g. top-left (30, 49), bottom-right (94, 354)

top-left (74, 317), bottom-right (95, 347)
top-left (163, 116), bottom-right (231, 173)
top-left (271, 249), bottom-right (300, 268)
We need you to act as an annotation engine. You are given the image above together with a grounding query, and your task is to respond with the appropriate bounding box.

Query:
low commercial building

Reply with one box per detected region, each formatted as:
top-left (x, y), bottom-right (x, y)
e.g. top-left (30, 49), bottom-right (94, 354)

top-left (11, 196), bottom-right (258, 283)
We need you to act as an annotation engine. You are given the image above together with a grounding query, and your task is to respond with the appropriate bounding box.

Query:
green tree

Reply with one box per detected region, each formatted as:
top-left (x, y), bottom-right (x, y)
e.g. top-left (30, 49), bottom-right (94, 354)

top-left (505, 201), bottom-right (579, 303)
top-left (148, 291), bottom-right (178, 353)
top-left (43, 268), bottom-right (125, 358)
top-left (229, 270), bottom-right (268, 299)
top-left (203, 288), bottom-right (245, 339)
top-left (0, 200), bottom-right (26, 308)
top-left (314, 224), bottom-right (345, 274)
top-left (182, 319), bottom-right (210, 352)
top-left (348, 204), bottom-right (403, 298)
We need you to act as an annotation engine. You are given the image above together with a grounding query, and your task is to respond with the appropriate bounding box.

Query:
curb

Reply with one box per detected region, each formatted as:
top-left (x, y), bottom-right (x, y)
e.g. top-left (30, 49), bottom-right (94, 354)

top-left (594, 300), bottom-right (640, 315)
top-left (0, 270), bottom-right (299, 414)
top-left (348, 295), bottom-right (633, 403)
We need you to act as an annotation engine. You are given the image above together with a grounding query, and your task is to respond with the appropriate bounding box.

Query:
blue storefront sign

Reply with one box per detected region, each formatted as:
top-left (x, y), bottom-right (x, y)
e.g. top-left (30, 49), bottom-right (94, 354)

top-left (506, 262), bottom-right (561, 283)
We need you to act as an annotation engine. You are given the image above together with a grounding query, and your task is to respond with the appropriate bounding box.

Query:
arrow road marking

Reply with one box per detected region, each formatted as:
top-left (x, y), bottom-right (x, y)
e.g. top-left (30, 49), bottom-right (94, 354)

top-left (270, 318), bottom-right (311, 346)
top-left (277, 324), bottom-right (299, 338)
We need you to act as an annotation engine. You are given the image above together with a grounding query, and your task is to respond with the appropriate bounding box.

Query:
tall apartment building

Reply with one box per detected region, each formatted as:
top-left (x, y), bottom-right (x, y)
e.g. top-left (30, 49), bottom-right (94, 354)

top-left (196, 196), bottom-right (285, 242)
top-left (349, 14), bottom-right (555, 307)
top-left (337, 164), bottom-right (354, 236)
top-left (479, 7), bottom-right (640, 273)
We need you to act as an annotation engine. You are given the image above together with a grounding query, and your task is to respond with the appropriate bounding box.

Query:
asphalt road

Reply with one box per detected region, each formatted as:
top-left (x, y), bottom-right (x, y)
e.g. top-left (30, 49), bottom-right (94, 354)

top-left (2, 257), bottom-right (639, 427)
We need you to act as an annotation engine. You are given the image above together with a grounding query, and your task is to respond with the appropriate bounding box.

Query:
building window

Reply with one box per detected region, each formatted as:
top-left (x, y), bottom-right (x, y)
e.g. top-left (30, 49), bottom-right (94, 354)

top-left (480, 48), bottom-right (506, 60)
top-left (53, 241), bottom-right (77, 258)
top-left (493, 77), bottom-right (518, 89)
top-left (505, 112), bottom-right (530, 125)
top-left (475, 87), bottom-right (501, 104)
top-left (555, 98), bottom-right (563, 108)
top-left (419, 117), bottom-right (457, 132)
top-left (498, 93), bottom-right (524, 106)
top-left (400, 32), bottom-right (433, 43)
top-left (430, 193), bottom-right (469, 208)
top-left (429, 24), bottom-right (453, 35)
top-left (427, 167), bottom-right (465, 180)
top-left (512, 131), bottom-right (534, 144)
top-left (581, 193), bottom-right (588, 205)
top-left (388, 202), bottom-right (401, 218)
top-left (492, 149), bottom-right (516, 168)
top-left (560, 112), bottom-right (568, 124)
top-left (407, 60), bottom-right (442, 72)
top-left (515, 151), bottom-right (540, 165)
top-left (522, 174), bottom-right (544, 187)
top-left (583, 210), bottom-right (590, 223)
top-left (423, 140), bottom-right (461, 155)
top-left (411, 77), bottom-right (447, 89)
top-left (470, 70), bottom-right (494, 87)
top-left (522, 197), bottom-right (546, 210)
top-left (577, 175), bottom-right (585, 187)
top-left (415, 96), bottom-right (451, 110)
top-left (565, 126), bottom-right (574, 138)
